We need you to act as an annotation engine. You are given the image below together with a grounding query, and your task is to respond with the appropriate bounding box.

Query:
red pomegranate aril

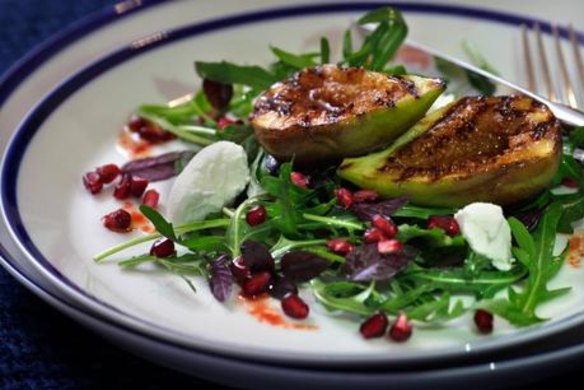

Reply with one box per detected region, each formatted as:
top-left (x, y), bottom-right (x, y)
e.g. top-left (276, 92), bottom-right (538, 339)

top-left (371, 214), bottom-right (398, 238)
top-left (377, 239), bottom-right (403, 254)
top-left (130, 176), bottom-right (149, 197)
top-left (229, 257), bottom-right (251, 285)
top-left (561, 177), bottom-right (580, 188)
top-left (128, 116), bottom-right (145, 132)
top-left (83, 171), bottom-right (103, 194)
top-left (360, 312), bottom-right (389, 339)
top-left (150, 238), bottom-right (175, 258)
top-left (246, 205), bottom-right (267, 226)
top-left (268, 275), bottom-right (298, 300)
top-left (353, 189), bottom-right (379, 203)
top-left (142, 189), bottom-right (160, 208)
top-left (102, 209), bottom-right (132, 232)
top-left (427, 216), bottom-right (460, 237)
top-left (474, 309), bottom-right (494, 334)
top-left (217, 116), bottom-right (243, 130)
top-left (96, 163), bottom-right (121, 184)
top-left (335, 188), bottom-right (354, 209)
top-left (389, 313), bottom-right (412, 342)
top-left (113, 174), bottom-right (132, 199)
top-left (281, 293), bottom-right (309, 319)
top-left (327, 238), bottom-right (354, 256)
top-left (290, 171), bottom-right (309, 189)
top-left (138, 124), bottom-right (175, 143)
top-left (242, 271), bottom-right (272, 297)
top-left (363, 228), bottom-right (387, 243)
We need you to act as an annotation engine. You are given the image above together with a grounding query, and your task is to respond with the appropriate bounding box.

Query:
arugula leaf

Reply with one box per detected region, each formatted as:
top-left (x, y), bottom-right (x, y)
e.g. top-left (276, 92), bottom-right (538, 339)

top-left (396, 224), bottom-right (465, 247)
top-left (354, 7), bottom-right (408, 71)
top-left (270, 46), bottom-right (318, 69)
top-left (487, 203), bottom-right (567, 325)
top-left (311, 279), bottom-right (376, 316)
top-left (260, 163), bottom-right (306, 236)
top-left (393, 204), bottom-right (456, 219)
top-left (320, 37), bottom-right (331, 64)
top-left (195, 61), bottom-right (278, 90)
top-left (462, 40), bottom-right (497, 95)
top-left (569, 126), bottom-right (584, 148)
top-left (139, 205), bottom-right (177, 241)
top-left (405, 266), bottom-right (527, 299)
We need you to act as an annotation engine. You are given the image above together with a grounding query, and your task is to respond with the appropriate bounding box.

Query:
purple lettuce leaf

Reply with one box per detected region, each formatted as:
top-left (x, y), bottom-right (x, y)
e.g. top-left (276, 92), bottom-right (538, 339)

top-left (121, 150), bottom-right (195, 181)
top-left (280, 251), bottom-right (330, 282)
top-left (342, 244), bottom-right (417, 282)
top-left (351, 197), bottom-right (409, 221)
top-left (209, 254), bottom-right (233, 302)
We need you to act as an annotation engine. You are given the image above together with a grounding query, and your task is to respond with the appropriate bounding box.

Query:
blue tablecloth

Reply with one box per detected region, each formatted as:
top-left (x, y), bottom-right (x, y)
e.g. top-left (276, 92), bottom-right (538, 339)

top-left (0, 1), bottom-right (228, 388)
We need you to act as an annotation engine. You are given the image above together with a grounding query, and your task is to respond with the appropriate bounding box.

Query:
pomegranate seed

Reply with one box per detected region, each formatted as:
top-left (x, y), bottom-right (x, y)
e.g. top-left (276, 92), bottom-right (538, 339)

top-left (360, 312), bottom-right (389, 339)
top-left (327, 238), bottom-right (354, 256)
top-left (113, 174), bottom-right (132, 199)
top-left (229, 257), bottom-right (251, 285)
top-left (474, 309), bottom-right (494, 334)
top-left (561, 177), bottom-right (580, 188)
top-left (138, 124), bottom-right (175, 143)
top-left (150, 238), bottom-right (175, 258)
top-left (377, 239), bottom-right (403, 254)
top-left (130, 176), bottom-right (149, 197)
top-left (96, 164), bottom-right (121, 184)
top-left (363, 228), bottom-right (387, 243)
top-left (217, 116), bottom-right (242, 130)
top-left (83, 171), bottom-right (103, 194)
top-left (335, 188), bottom-right (354, 209)
top-left (241, 271), bottom-right (272, 297)
top-left (389, 313), bottom-right (412, 342)
top-left (102, 209), bottom-right (132, 232)
top-left (290, 171), bottom-right (309, 188)
top-left (142, 189), bottom-right (160, 208)
top-left (203, 79), bottom-right (233, 110)
top-left (427, 216), bottom-right (460, 237)
top-left (128, 116), bottom-right (145, 132)
top-left (268, 275), bottom-right (298, 300)
top-left (246, 205), bottom-right (267, 226)
top-left (281, 293), bottom-right (309, 319)
top-left (371, 215), bottom-right (398, 238)
top-left (353, 190), bottom-right (379, 203)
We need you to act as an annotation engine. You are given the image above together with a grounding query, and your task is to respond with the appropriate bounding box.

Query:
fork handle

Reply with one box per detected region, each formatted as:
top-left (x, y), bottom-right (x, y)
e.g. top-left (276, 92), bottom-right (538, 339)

top-left (547, 101), bottom-right (584, 128)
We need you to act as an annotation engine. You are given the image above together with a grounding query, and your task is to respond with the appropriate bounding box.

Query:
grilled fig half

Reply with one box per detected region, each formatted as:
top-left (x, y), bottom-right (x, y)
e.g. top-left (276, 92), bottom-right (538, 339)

top-left (338, 95), bottom-right (562, 207)
top-left (250, 65), bottom-right (445, 166)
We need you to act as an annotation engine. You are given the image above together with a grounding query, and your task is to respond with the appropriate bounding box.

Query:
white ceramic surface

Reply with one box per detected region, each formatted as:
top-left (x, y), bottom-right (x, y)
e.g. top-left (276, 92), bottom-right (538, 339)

top-left (2, 0), bottom-right (584, 369)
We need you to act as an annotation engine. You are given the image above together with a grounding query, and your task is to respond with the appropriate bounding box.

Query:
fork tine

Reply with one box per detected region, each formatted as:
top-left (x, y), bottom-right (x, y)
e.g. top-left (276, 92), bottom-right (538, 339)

top-left (521, 24), bottom-right (536, 92)
top-left (534, 23), bottom-right (557, 102)
top-left (569, 24), bottom-right (584, 106)
top-left (552, 24), bottom-right (578, 108)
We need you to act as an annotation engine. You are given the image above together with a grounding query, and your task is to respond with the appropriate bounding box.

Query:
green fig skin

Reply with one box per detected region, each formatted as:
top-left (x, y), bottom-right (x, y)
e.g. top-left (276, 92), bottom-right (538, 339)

top-left (251, 65), bottom-right (445, 167)
top-left (338, 95), bottom-right (562, 208)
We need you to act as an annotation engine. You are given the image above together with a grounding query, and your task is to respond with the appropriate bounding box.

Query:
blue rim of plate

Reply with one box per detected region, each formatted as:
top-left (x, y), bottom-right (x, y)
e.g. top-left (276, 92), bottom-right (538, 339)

top-left (2, 1), bottom-right (584, 368)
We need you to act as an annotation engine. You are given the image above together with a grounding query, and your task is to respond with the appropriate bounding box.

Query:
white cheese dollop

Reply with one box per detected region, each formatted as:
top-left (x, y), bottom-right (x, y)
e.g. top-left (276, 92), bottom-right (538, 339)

top-left (167, 141), bottom-right (250, 225)
top-left (454, 202), bottom-right (513, 271)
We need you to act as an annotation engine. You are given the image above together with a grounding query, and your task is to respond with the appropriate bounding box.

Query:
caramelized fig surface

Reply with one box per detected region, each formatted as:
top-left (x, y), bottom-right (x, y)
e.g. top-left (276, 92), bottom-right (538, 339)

top-left (250, 65), bottom-right (445, 166)
top-left (338, 95), bottom-right (562, 207)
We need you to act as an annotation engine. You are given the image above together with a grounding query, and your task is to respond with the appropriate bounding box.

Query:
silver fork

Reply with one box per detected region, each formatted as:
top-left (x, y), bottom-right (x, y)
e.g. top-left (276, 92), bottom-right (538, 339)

top-left (521, 22), bottom-right (584, 114)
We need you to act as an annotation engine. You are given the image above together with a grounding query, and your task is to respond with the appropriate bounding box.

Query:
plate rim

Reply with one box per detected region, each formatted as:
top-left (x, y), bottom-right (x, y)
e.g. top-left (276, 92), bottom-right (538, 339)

top-left (2, 0), bottom-right (584, 368)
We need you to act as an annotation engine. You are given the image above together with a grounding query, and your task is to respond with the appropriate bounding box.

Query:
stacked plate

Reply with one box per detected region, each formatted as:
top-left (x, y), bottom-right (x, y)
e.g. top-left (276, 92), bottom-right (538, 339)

top-left (2, 1), bottom-right (584, 388)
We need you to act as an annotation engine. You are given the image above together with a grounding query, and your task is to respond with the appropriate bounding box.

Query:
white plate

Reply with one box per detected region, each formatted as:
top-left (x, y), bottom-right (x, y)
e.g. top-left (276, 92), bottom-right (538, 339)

top-left (3, 243), bottom-right (584, 389)
top-left (2, 0), bottom-right (584, 368)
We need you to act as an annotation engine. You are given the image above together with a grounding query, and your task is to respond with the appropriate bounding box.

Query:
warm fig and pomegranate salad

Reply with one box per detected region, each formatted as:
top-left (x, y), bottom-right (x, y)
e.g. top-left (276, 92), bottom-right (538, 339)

top-left (85, 7), bottom-right (584, 342)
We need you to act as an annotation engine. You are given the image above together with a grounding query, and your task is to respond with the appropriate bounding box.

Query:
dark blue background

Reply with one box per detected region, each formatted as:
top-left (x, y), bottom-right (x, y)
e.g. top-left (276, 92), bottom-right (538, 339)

top-left (0, 1), bottom-right (579, 389)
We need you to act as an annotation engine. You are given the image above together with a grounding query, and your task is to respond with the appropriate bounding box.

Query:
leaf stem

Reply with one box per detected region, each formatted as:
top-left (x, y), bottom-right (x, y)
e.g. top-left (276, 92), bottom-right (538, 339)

top-left (302, 213), bottom-right (365, 231)
top-left (94, 219), bottom-right (229, 262)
